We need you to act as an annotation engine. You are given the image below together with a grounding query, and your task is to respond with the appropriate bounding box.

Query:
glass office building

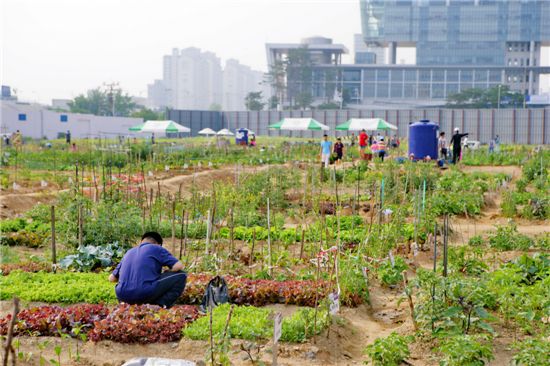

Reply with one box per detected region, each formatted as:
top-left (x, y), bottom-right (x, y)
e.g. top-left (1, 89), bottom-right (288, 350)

top-left (347, 0), bottom-right (550, 102)
top-left (267, 0), bottom-right (550, 105)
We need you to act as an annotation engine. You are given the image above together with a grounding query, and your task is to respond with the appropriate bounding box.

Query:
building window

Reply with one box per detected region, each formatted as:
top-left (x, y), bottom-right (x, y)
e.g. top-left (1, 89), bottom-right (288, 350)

top-left (60, 115), bottom-right (68, 122)
top-left (18, 114), bottom-right (26, 121)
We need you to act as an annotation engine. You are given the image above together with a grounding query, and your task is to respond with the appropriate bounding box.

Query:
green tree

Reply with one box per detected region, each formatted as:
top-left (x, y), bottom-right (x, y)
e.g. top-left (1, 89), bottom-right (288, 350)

top-left (268, 96), bottom-right (279, 110)
top-left (264, 60), bottom-right (287, 109)
top-left (130, 108), bottom-right (165, 120)
top-left (286, 46), bottom-right (313, 110)
top-left (68, 87), bottom-right (137, 116)
top-left (446, 86), bottom-right (524, 108)
top-left (244, 92), bottom-right (266, 111)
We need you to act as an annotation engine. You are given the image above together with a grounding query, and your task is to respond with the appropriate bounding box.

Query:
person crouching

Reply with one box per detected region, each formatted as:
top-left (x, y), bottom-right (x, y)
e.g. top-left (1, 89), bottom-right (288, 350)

top-left (109, 232), bottom-right (187, 308)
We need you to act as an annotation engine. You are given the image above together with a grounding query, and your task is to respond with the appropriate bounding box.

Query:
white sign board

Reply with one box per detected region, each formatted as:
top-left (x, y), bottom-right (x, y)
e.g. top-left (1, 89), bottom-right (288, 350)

top-left (273, 312), bottom-right (282, 343)
top-left (329, 291), bottom-right (340, 315)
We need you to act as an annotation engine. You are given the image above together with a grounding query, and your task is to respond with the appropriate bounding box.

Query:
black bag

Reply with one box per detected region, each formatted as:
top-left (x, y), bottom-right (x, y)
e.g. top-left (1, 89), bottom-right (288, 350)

top-left (199, 276), bottom-right (230, 313)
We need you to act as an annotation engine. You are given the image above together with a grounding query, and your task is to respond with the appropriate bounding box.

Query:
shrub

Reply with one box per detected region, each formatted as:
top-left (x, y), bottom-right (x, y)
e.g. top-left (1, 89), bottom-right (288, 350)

top-left (511, 337), bottom-right (550, 366)
top-left (364, 332), bottom-right (412, 366)
top-left (468, 235), bottom-right (485, 247)
top-left (0, 231), bottom-right (46, 248)
top-left (488, 224), bottom-right (533, 251)
top-left (376, 256), bottom-right (408, 287)
top-left (0, 218), bottom-right (27, 233)
top-left (437, 334), bottom-right (493, 366)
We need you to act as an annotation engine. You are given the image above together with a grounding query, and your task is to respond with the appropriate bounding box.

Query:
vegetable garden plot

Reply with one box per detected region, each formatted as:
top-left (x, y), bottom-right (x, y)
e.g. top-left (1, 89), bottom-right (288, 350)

top-left (0, 139), bottom-right (548, 365)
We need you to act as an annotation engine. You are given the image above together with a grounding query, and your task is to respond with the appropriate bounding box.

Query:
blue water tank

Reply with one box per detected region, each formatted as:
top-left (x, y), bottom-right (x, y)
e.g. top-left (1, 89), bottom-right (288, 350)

top-left (235, 128), bottom-right (249, 145)
top-left (408, 120), bottom-right (439, 160)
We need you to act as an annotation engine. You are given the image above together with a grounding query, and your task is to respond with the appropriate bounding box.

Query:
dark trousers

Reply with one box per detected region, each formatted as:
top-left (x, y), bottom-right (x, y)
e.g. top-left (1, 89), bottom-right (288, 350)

top-left (145, 271), bottom-right (187, 308)
top-left (452, 149), bottom-right (461, 164)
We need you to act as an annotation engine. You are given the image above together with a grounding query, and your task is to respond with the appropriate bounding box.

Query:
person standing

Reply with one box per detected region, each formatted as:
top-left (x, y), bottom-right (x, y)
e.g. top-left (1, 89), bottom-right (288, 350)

top-left (450, 128), bottom-right (468, 164)
top-left (109, 232), bottom-right (187, 308)
top-left (438, 132), bottom-right (448, 160)
top-left (151, 133), bottom-right (155, 145)
top-left (334, 137), bottom-right (344, 164)
top-left (66, 130), bottom-right (71, 144)
top-left (489, 138), bottom-right (495, 154)
top-left (320, 134), bottom-right (332, 168)
top-left (350, 133), bottom-right (356, 148)
top-left (358, 129), bottom-right (368, 159)
top-left (377, 137), bottom-right (387, 161)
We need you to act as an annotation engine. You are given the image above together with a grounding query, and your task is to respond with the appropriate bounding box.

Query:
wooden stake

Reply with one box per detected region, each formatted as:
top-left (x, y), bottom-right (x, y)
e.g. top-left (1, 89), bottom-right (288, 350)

top-left (402, 271), bottom-right (417, 330)
top-left (2, 297), bottom-right (19, 366)
top-left (171, 200), bottom-right (176, 254)
top-left (267, 198), bottom-right (272, 277)
top-left (206, 209), bottom-right (212, 255)
top-left (78, 204), bottom-right (83, 247)
top-left (51, 206), bottom-right (56, 265)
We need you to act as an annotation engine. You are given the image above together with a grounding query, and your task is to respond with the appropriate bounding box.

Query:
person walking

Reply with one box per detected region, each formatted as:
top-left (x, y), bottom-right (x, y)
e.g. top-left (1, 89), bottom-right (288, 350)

top-left (438, 132), bottom-right (448, 160)
top-left (358, 129), bottom-right (368, 159)
top-left (320, 134), bottom-right (332, 168)
top-left (109, 232), bottom-right (187, 308)
top-left (450, 128), bottom-right (468, 164)
top-left (66, 130), bottom-right (71, 144)
top-left (334, 137), bottom-right (344, 164)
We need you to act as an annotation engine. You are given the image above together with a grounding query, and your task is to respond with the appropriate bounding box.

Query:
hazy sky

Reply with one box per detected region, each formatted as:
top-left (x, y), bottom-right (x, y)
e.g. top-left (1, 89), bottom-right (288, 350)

top-left (2, 0), bottom-right (549, 104)
top-left (2, 0), bottom-right (361, 103)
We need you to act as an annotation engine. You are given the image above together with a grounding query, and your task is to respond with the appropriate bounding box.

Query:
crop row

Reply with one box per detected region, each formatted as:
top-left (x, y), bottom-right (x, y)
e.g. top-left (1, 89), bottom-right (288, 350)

top-left (0, 271), bottom-right (345, 307)
top-left (0, 302), bottom-right (329, 344)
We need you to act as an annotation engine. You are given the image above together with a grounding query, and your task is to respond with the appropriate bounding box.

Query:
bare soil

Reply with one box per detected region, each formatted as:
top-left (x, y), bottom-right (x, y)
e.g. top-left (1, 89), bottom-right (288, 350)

top-left (1, 163), bottom-right (548, 365)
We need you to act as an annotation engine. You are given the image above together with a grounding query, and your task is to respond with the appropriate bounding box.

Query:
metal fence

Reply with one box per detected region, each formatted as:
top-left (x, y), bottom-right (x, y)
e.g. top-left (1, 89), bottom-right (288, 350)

top-left (168, 108), bottom-right (550, 144)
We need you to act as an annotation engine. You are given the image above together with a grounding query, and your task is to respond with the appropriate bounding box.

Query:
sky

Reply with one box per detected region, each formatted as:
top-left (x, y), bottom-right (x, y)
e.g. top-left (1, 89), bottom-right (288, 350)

top-left (1, 0), bottom-right (549, 104)
top-left (1, 0), bottom-right (361, 103)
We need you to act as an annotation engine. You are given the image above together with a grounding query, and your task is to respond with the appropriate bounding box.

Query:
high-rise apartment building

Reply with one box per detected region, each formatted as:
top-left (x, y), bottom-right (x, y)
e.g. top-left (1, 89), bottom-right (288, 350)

top-left (147, 49), bottom-right (268, 111)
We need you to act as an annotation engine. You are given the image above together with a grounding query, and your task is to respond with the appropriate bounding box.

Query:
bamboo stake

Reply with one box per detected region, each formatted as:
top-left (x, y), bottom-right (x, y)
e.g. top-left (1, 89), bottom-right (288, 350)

top-left (267, 198), bottom-right (272, 277)
top-left (51, 206), bottom-right (56, 265)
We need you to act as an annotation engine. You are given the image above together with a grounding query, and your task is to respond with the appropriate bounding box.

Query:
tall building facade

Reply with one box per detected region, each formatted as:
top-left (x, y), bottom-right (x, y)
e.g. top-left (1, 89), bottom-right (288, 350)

top-left (360, 0), bottom-right (550, 95)
top-left (147, 49), bottom-right (267, 111)
top-left (223, 59), bottom-right (268, 111)
top-left (268, 1), bottom-right (550, 108)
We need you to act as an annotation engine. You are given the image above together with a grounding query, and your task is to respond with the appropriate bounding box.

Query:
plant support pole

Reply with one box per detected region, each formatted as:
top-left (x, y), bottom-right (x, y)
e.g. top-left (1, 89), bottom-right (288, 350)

top-left (51, 205), bottom-right (56, 265)
top-left (267, 198), bottom-right (272, 277)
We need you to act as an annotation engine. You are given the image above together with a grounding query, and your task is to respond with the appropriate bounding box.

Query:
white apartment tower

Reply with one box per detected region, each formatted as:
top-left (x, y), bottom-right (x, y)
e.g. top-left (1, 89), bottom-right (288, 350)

top-left (148, 48), bottom-right (268, 111)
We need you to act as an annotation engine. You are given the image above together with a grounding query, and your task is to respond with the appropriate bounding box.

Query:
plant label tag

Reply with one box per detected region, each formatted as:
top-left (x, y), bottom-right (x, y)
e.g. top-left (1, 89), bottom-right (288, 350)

top-left (208, 162), bottom-right (213, 167)
top-left (198, 162), bottom-right (202, 168)
top-left (165, 165), bottom-right (170, 171)
top-left (273, 312), bottom-right (282, 343)
top-left (413, 243), bottom-right (419, 257)
top-left (329, 291), bottom-right (340, 315)
top-left (68, 177), bottom-right (73, 184)
top-left (148, 171), bottom-right (153, 177)
top-left (183, 164), bottom-right (188, 169)
top-left (259, 159), bottom-right (263, 164)
top-left (389, 250), bottom-right (395, 267)
top-left (12, 182), bottom-right (19, 190)
top-left (41, 180), bottom-right (48, 187)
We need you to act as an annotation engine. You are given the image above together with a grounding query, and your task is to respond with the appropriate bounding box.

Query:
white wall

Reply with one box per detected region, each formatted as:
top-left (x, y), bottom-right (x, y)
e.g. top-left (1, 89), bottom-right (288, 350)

top-left (1, 101), bottom-right (143, 139)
